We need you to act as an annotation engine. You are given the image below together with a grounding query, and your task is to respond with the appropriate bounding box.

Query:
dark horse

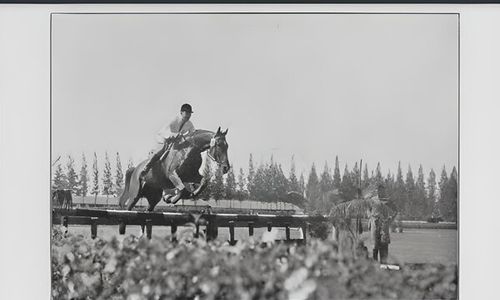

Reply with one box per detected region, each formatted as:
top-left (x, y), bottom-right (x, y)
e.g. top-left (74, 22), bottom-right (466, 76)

top-left (119, 127), bottom-right (230, 211)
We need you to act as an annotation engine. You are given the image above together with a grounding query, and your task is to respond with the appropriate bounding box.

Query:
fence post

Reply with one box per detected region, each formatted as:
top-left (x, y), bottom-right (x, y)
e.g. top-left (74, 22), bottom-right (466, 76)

top-left (145, 219), bottom-right (152, 239)
top-left (61, 216), bottom-right (68, 228)
top-left (206, 215), bottom-right (218, 241)
top-left (302, 223), bottom-right (310, 243)
top-left (195, 223), bottom-right (200, 238)
top-left (229, 221), bottom-right (236, 245)
top-left (285, 223), bottom-right (291, 241)
top-left (171, 225), bottom-right (178, 242)
top-left (90, 217), bottom-right (98, 239)
top-left (119, 221), bottom-right (126, 235)
top-left (248, 221), bottom-right (254, 237)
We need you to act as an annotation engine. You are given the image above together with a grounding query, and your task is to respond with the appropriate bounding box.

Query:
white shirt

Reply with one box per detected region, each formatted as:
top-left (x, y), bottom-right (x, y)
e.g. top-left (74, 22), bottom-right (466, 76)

top-left (156, 116), bottom-right (195, 144)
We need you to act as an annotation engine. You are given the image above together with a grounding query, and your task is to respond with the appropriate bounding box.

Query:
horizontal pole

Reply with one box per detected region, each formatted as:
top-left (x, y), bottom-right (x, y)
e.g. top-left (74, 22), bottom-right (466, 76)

top-left (52, 208), bottom-right (327, 228)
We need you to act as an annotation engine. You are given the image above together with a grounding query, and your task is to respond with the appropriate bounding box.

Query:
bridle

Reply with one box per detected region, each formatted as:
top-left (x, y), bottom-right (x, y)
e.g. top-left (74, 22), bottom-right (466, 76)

top-left (207, 136), bottom-right (227, 167)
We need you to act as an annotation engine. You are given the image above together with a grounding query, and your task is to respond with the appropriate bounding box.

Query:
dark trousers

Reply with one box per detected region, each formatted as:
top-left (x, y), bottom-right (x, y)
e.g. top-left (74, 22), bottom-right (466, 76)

top-left (372, 244), bottom-right (389, 264)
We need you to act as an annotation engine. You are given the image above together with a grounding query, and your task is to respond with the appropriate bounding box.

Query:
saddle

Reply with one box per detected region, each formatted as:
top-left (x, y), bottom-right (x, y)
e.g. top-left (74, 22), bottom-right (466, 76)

top-left (159, 133), bottom-right (193, 161)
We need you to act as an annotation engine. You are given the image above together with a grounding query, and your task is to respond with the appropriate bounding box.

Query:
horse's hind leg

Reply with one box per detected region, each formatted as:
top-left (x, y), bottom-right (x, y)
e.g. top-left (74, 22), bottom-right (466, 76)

top-left (147, 190), bottom-right (163, 212)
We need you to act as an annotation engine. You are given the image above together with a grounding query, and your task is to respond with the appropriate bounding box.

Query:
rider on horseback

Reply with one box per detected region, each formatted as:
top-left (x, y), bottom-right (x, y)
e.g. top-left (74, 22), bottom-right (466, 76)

top-left (139, 103), bottom-right (195, 199)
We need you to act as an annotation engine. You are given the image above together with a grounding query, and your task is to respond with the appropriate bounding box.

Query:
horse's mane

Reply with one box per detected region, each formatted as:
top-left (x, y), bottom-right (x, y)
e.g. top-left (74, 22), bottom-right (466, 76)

top-left (188, 129), bottom-right (215, 150)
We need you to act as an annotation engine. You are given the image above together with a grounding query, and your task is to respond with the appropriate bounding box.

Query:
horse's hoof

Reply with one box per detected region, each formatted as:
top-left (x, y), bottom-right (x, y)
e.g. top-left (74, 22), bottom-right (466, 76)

top-left (169, 193), bottom-right (183, 204)
top-left (164, 194), bottom-right (174, 204)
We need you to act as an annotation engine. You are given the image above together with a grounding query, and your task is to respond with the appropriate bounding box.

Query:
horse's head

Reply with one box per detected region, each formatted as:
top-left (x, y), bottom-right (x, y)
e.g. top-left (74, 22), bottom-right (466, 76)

top-left (207, 127), bottom-right (230, 174)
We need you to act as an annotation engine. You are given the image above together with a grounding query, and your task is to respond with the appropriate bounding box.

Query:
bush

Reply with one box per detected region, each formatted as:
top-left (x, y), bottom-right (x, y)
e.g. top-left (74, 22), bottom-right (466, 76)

top-left (51, 226), bottom-right (457, 300)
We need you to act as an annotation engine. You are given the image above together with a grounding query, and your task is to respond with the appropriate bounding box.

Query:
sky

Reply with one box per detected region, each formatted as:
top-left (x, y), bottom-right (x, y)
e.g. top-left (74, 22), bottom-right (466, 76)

top-left (52, 13), bottom-right (458, 179)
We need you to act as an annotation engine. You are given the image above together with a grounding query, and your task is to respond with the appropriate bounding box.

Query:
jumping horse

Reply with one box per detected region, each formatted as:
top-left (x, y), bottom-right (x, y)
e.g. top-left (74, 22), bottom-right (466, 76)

top-left (119, 127), bottom-right (230, 211)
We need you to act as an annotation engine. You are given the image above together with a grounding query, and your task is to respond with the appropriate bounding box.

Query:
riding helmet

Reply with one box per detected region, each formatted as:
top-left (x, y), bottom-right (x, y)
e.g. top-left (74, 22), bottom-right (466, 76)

top-left (181, 103), bottom-right (193, 113)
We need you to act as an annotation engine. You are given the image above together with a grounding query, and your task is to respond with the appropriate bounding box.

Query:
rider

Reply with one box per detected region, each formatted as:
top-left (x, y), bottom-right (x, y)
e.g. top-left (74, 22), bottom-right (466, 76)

top-left (140, 103), bottom-right (196, 199)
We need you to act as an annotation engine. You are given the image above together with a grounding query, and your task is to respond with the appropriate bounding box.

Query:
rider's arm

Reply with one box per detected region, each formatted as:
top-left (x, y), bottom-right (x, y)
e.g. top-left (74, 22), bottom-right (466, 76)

top-left (156, 121), bottom-right (177, 144)
top-left (184, 121), bottom-right (195, 134)
top-left (169, 118), bottom-right (180, 134)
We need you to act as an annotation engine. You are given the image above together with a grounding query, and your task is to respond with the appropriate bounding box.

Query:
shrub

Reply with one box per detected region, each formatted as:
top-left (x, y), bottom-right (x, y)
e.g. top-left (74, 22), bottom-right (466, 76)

top-left (51, 226), bottom-right (457, 300)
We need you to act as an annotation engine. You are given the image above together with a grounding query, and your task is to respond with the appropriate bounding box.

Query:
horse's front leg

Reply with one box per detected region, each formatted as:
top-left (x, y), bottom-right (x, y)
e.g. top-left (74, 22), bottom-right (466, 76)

top-left (192, 177), bottom-right (208, 197)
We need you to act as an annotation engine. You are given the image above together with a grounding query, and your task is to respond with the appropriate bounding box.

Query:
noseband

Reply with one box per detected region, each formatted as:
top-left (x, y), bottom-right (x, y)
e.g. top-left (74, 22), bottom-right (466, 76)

top-left (207, 137), bottom-right (227, 167)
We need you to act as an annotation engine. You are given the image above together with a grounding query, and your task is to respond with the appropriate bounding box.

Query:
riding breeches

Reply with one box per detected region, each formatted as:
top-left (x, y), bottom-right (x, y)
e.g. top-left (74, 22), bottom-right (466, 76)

top-left (148, 143), bottom-right (187, 190)
top-left (164, 149), bottom-right (187, 190)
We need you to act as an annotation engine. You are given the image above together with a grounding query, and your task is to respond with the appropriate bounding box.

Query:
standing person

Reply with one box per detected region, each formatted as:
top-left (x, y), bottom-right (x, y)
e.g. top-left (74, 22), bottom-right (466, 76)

top-left (369, 183), bottom-right (397, 263)
top-left (139, 103), bottom-right (196, 199)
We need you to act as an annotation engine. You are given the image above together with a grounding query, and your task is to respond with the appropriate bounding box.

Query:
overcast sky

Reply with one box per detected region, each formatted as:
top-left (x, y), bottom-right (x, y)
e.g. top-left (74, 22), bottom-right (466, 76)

top-left (52, 13), bottom-right (458, 178)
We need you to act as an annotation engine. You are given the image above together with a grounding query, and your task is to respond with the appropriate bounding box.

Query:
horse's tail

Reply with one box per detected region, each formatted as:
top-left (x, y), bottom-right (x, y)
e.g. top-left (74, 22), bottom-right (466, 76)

top-left (119, 167), bottom-right (135, 208)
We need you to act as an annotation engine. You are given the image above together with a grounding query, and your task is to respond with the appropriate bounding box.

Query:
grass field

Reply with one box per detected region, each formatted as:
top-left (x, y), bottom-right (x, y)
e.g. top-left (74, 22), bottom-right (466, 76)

top-left (61, 224), bottom-right (457, 265)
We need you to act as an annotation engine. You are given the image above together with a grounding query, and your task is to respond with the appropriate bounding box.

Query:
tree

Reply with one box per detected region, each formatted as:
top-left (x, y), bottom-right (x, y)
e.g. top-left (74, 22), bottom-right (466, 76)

top-left (375, 162), bottom-right (383, 185)
top-left (439, 166), bottom-right (457, 222)
top-left (247, 154), bottom-right (256, 200)
top-left (385, 170), bottom-right (395, 201)
top-left (53, 163), bottom-right (67, 190)
top-left (333, 156), bottom-right (341, 189)
top-left (340, 164), bottom-right (356, 201)
top-left (66, 155), bottom-right (79, 193)
top-left (438, 166), bottom-right (449, 199)
top-left (306, 163), bottom-right (320, 208)
top-left (102, 152), bottom-right (113, 198)
top-left (405, 165), bottom-right (416, 219)
top-left (92, 152), bottom-right (100, 203)
top-left (351, 162), bottom-right (361, 197)
top-left (274, 164), bottom-right (290, 209)
top-left (224, 165), bottom-right (236, 206)
top-left (115, 152), bottom-right (124, 194)
top-left (236, 167), bottom-right (247, 204)
top-left (415, 165), bottom-right (427, 219)
top-left (78, 153), bottom-right (89, 199)
top-left (392, 161), bottom-right (407, 216)
top-left (427, 169), bottom-right (438, 217)
top-left (299, 173), bottom-right (305, 196)
top-left (447, 166), bottom-right (458, 221)
top-left (251, 164), bottom-right (269, 205)
top-left (437, 166), bottom-right (449, 217)
top-left (362, 163), bottom-right (370, 188)
top-left (319, 161), bottom-right (334, 193)
top-left (288, 155), bottom-right (300, 192)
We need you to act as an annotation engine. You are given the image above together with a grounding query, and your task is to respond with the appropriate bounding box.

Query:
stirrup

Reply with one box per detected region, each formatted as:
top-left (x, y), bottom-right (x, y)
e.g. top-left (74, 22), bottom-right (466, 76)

top-left (169, 188), bottom-right (193, 204)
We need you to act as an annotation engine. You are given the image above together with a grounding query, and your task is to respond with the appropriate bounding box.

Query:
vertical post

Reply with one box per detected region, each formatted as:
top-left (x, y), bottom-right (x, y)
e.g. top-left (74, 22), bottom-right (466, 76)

top-left (145, 219), bottom-right (152, 239)
top-left (119, 221), bottom-right (126, 235)
top-left (248, 222), bottom-right (254, 237)
top-left (206, 216), bottom-right (218, 241)
top-left (90, 217), bottom-right (98, 239)
top-left (61, 216), bottom-right (68, 228)
top-left (301, 223), bottom-right (308, 243)
top-left (285, 223), bottom-right (291, 241)
top-left (229, 221), bottom-right (236, 245)
top-left (195, 224), bottom-right (200, 238)
top-left (171, 225), bottom-right (178, 242)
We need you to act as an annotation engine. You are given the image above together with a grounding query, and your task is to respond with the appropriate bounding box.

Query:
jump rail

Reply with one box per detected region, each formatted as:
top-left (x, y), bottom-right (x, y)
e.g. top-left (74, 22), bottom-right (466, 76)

top-left (52, 208), bottom-right (327, 244)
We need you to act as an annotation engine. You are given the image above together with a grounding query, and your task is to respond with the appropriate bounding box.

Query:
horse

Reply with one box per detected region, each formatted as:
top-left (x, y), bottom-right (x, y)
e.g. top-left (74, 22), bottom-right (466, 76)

top-left (119, 127), bottom-right (230, 211)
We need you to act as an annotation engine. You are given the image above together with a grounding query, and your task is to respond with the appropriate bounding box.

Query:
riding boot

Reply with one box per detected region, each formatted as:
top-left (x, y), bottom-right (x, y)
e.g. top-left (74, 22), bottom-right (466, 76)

top-left (169, 188), bottom-right (194, 204)
top-left (140, 147), bottom-right (166, 182)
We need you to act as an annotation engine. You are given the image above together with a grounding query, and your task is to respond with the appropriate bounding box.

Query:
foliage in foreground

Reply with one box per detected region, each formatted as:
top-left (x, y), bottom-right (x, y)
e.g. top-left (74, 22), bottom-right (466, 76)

top-left (51, 227), bottom-right (457, 300)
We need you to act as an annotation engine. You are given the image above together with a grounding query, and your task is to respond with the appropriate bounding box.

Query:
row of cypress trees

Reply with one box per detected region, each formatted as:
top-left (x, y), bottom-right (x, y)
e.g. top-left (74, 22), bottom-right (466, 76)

top-left (52, 152), bottom-right (133, 199)
top-left (52, 153), bottom-right (458, 221)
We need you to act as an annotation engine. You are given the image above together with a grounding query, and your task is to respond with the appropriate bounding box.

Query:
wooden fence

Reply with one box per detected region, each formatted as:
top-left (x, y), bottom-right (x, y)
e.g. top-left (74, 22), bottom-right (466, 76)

top-left (52, 208), bottom-right (326, 244)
